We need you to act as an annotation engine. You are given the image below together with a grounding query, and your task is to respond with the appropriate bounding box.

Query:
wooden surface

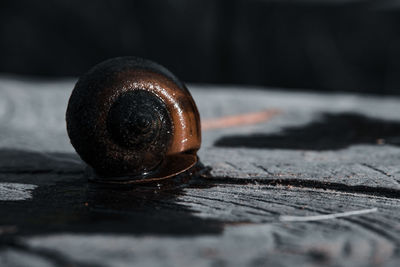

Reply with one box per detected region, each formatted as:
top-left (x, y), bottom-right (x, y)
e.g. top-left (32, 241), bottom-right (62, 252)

top-left (0, 76), bottom-right (399, 266)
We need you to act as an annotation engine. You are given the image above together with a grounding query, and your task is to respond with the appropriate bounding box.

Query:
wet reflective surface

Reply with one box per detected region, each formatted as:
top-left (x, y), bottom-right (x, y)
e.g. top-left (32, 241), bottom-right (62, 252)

top-left (0, 156), bottom-right (223, 237)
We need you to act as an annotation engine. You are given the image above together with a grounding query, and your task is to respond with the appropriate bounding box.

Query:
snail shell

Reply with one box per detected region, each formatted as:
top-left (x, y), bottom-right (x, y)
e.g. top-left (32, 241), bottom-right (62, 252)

top-left (66, 57), bottom-right (201, 183)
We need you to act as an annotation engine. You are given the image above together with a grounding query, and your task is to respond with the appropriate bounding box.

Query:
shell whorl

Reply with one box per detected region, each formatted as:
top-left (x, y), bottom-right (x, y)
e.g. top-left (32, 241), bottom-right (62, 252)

top-left (66, 57), bottom-right (201, 182)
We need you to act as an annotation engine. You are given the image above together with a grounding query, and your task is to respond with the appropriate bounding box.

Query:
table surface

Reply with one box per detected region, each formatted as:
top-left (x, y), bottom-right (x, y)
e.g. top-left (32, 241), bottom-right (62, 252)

top-left (0, 76), bottom-right (399, 267)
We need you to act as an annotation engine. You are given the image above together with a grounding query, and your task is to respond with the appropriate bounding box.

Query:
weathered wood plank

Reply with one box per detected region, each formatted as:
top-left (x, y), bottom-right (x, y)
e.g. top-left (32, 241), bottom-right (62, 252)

top-left (0, 76), bottom-right (400, 266)
top-left (1, 177), bottom-right (399, 267)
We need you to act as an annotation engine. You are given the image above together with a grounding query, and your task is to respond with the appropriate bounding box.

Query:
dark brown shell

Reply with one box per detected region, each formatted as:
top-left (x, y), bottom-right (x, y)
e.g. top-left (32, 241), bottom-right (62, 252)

top-left (66, 57), bottom-right (201, 183)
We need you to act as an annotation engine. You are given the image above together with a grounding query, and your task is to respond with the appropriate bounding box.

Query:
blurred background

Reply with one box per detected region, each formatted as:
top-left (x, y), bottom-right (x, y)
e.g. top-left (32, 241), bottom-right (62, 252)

top-left (1, 0), bottom-right (400, 94)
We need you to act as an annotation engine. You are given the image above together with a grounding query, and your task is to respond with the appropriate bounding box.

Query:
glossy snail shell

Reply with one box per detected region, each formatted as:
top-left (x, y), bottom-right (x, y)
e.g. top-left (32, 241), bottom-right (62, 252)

top-left (66, 57), bottom-right (201, 183)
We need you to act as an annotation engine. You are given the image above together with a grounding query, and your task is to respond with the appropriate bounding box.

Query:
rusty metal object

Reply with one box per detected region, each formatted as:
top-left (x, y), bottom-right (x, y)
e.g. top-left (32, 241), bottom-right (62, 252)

top-left (66, 57), bottom-right (201, 183)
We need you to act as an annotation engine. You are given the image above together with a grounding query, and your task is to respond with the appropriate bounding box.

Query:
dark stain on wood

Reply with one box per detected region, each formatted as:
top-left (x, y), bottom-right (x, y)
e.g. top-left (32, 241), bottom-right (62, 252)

top-left (215, 112), bottom-right (400, 150)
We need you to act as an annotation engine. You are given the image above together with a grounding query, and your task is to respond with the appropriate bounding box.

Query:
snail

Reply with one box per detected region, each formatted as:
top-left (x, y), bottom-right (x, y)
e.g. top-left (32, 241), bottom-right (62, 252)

top-left (66, 57), bottom-right (201, 183)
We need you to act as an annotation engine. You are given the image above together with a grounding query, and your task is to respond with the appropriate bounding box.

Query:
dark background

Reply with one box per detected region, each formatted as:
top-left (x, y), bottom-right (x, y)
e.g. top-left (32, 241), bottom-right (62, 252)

top-left (1, 0), bottom-right (400, 94)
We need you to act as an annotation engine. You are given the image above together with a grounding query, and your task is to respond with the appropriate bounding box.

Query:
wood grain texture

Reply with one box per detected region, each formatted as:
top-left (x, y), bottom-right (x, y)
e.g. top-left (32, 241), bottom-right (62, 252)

top-left (0, 76), bottom-right (399, 266)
